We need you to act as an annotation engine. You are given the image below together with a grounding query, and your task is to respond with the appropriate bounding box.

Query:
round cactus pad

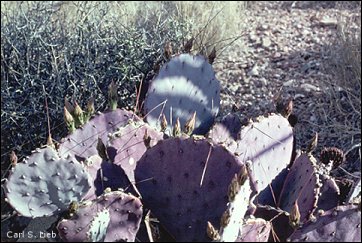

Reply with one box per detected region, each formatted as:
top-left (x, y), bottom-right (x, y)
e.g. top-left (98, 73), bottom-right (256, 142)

top-left (143, 54), bottom-right (220, 135)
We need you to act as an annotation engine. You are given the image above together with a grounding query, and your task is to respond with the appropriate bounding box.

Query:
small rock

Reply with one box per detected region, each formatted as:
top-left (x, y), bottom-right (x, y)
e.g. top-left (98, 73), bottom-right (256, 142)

top-left (260, 77), bottom-right (268, 86)
top-left (319, 16), bottom-right (338, 27)
top-left (262, 37), bottom-right (272, 48)
top-left (248, 65), bottom-right (259, 77)
top-left (260, 24), bottom-right (269, 30)
top-left (249, 34), bottom-right (259, 42)
top-left (300, 83), bottom-right (320, 92)
top-left (283, 80), bottom-right (295, 87)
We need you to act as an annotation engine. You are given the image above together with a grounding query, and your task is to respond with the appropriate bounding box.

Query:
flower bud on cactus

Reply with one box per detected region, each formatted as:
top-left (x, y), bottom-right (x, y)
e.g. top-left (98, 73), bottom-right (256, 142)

top-left (46, 134), bottom-right (55, 149)
top-left (289, 201), bottom-right (301, 229)
top-left (108, 81), bottom-right (118, 110)
top-left (282, 98), bottom-right (293, 118)
top-left (173, 117), bottom-right (181, 137)
top-left (143, 129), bottom-right (151, 149)
top-left (73, 101), bottom-right (84, 127)
top-left (97, 137), bottom-right (109, 161)
top-left (67, 201), bottom-right (79, 218)
top-left (320, 147), bottom-right (345, 169)
top-left (84, 97), bottom-right (95, 122)
top-left (161, 113), bottom-right (168, 132)
top-left (10, 151), bottom-right (17, 167)
top-left (184, 111), bottom-right (196, 135)
top-left (184, 37), bottom-right (194, 53)
top-left (307, 132), bottom-right (318, 154)
top-left (288, 114), bottom-right (298, 127)
top-left (64, 97), bottom-right (74, 114)
top-left (208, 47), bottom-right (216, 64)
top-left (164, 41), bottom-right (173, 60)
top-left (228, 174), bottom-right (241, 202)
top-left (64, 106), bottom-right (75, 132)
top-left (220, 210), bottom-right (231, 228)
top-left (237, 165), bottom-right (248, 186)
top-left (207, 221), bottom-right (220, 241)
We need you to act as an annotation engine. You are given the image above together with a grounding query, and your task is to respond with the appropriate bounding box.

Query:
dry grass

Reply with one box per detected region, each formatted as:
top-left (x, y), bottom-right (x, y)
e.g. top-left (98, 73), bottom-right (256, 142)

top-left (319, 5), bottom-right (361, 170)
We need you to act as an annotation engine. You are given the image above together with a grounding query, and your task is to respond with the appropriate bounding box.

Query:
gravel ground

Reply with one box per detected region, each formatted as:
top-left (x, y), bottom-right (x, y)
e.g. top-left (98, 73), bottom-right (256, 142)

top-left (214, 1), bottom-right (361, 177)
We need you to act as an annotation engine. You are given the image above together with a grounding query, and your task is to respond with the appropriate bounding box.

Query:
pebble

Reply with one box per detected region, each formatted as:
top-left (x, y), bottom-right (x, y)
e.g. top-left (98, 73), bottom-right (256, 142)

top-left (262, 37), bottom-right (272, 48)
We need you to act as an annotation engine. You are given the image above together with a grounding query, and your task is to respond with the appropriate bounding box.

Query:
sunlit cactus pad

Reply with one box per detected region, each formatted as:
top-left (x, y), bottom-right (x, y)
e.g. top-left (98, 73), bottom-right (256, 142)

top-left (5, 146), bottom-right (91, 218)
top-left (57, 190), bottom-right (143, 242)
top-left (143, 53), bottom-right (220, 135)
top-left (235, 114), bottom-right (294, 204)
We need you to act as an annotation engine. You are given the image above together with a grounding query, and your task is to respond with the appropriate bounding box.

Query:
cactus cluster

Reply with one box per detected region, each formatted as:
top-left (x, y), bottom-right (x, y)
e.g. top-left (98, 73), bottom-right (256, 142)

top-left (4, 53), bottom-right (360, 242)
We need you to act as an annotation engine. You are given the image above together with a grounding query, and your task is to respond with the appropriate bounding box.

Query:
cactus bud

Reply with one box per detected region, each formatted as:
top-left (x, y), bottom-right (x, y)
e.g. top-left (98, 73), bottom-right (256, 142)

top-left (73, 101), bottom-right (84, 127)
top-left (228, 174), bottom-right (240, 202)
top-left (164, 41), bottom-right (173, 60)
top-left (10, 151), bottom-right (18, 167)
top-left (237, 165), bottom-right (248, 186)
top-left (172, 117), bottom-right (181, 137)
top-left (64, 97), bottom-right (74, 115)
top-left (184, 37), bottom-right (194, 53)
top-left (307, 132), bottom-right (318, 154)
top-left (97, 137), bottom-right (109, 161)
top-left (104, 187), bottom-right (112, 194)
top-left (160, 113), bottom-right (168, 132)
top-left (208, 47), bottom-right (216, 64)
top-left (84, 97), bottom-right (95, 122)
top-left (143, 129), bottom-right (151, 149)
top-left (67, 201), bottom-right (79, 218)
top-left (153, 60), bottom-right (161, 73)
top-left (184, 111), bottom-right (196, 136)
top-left (288, 114), bottom-right (298, 127)
top-left (282, 98), bottom-right (293, 118)
top-left (46, 134), bottom-right (55, 149)
top-left (64, 106), bottom-right (75, 132)
top-left (220, 210), bottom-right (231, 228)
top-left (289, 201), bottom-right (301, 229)
top-left (108, 81), bottom-right (118, 110)
top-left (206, 221), bottom-right (220, 241)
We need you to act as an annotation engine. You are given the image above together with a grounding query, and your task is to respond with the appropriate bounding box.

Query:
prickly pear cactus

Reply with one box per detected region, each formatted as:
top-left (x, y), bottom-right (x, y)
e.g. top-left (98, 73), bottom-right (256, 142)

top-left (236, 218), bottom-right (271, 242)
top-left (348, 179), bottom-right (361, 203)
top-left (278, 153), bottom-right (320, 223)
top-left (59, 108), bottom-right (140, 161)
top-left (5, 146), bottom-right (91, 218)
top-left (207, 113), bottom-right (241, 152)
top-left (143, 53), bottom-right (220, 135)
top-left (107, 121), bottom-right (164, 183)
top-left (218, 167), bottom-right (252, 242)
top-left (220, 113), bottom-right (243, 140)
top-left (288, 204), bottom-right (361, 242)
top-left (208, 113), bottom-right (242, 143)
top-left (253, 205), bottom-right (293, 242)
top-left (317, 175), bottom-right (340, 211)
top-left (234, 114), bottom-right (294, 205)
top-left (83, 155), bottom-right (131, 200)
top-left (57, 190), bottom-right (143, 242)
top-left (134, 137), bottom-right (245, 242)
